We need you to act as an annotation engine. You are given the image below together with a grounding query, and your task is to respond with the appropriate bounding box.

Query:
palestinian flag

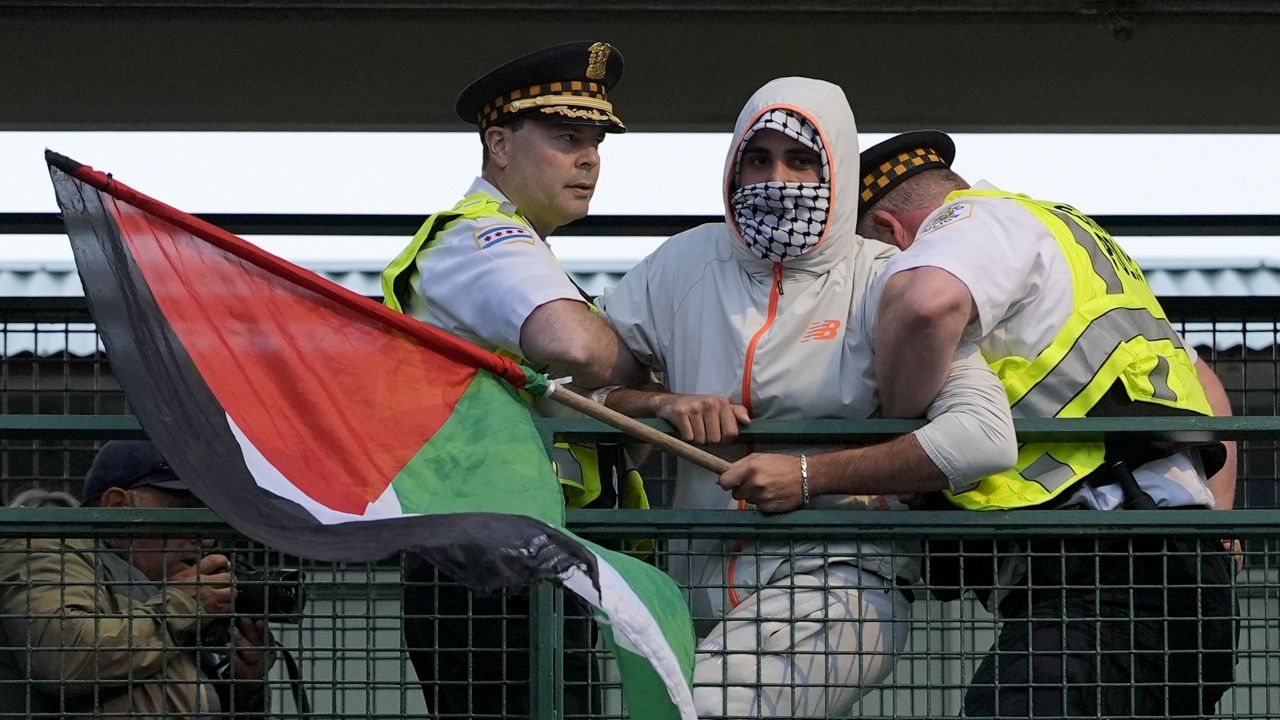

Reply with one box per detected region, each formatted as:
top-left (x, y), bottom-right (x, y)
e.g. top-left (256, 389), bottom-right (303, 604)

top-left (46, 150), bottom-right (696, 720)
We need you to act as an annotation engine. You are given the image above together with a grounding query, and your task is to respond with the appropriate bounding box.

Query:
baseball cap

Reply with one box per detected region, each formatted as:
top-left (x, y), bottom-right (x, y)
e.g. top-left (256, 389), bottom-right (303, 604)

top-left (82, 441), bottom-right (191, 504)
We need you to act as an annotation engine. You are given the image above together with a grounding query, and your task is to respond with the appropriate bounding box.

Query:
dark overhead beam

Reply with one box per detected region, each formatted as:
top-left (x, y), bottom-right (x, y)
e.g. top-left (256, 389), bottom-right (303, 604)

top-left (4, 1), bottom-right (1279, 11)
top-left (3, 4), bottom-right (1279, 132)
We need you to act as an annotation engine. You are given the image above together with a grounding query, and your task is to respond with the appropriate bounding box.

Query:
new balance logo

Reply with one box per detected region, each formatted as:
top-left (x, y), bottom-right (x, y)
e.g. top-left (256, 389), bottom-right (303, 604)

top-left (802, 320), bottom-right (842, 342)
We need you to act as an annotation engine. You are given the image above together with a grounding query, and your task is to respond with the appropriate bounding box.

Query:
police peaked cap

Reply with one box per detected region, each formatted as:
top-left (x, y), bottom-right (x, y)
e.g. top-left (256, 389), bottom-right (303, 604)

top-left (858, 130), bottom-right (956, 218)
top-left (456, 41), bottom-right (626, 133)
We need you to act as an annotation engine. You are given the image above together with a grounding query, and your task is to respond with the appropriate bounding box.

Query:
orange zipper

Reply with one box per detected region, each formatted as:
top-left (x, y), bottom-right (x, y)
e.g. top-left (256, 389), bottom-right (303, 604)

top-left (739, 262), bottom-right (784, 416)
top-left (728, 262), bottom-right (784, 608)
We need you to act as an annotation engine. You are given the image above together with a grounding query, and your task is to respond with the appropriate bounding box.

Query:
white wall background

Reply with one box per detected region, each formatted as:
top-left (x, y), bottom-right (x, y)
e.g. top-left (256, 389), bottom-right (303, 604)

top-left (3, 131), bottom-right (1279, 267)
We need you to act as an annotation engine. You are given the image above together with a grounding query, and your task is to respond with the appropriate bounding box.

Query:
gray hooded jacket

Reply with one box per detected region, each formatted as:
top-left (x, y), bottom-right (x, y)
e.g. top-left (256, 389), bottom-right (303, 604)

top-left (600, 77), bottom-right (1014, 617)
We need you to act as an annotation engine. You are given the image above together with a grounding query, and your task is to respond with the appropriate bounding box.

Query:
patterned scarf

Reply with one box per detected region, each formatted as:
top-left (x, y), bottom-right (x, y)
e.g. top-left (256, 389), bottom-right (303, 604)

top-left (729, 109), bottom-right (832, 262)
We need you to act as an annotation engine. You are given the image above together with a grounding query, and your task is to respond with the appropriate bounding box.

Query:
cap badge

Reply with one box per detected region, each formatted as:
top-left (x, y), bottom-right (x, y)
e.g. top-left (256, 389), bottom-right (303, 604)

top-left (586, 42), bottom-right (611, 80)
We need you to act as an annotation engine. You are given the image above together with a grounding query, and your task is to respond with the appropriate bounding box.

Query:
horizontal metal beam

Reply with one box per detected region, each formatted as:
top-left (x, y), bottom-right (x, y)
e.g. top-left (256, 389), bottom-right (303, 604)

top-left (566, 508), bottom-right (1280, 539)
top-left (1, 506), bottom-right (1272, 540)
top-left (2, 295), bottom-right (1279, 323)
top-left (0, 507), bottom-right (239, 536)
top-left (1, 413), bottom-right (1275, 444)
top-left (539, 416), bottom-right (1280, 446)
top-left (0, 296), bottom-right (97, 322)
top-left (1160, 296), bottom-right (1280, 321)
top-left (0, 414), bottom-right (144, 439)
top-left (7, 213), bottom-right (1280, 237)
top-left (4, 1), bottom-right (1278, 13)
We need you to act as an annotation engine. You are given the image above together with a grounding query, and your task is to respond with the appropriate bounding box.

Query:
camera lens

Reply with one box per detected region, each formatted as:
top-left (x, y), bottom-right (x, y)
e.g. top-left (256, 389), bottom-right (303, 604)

top-left (234, 567), bottom-right (306, 622)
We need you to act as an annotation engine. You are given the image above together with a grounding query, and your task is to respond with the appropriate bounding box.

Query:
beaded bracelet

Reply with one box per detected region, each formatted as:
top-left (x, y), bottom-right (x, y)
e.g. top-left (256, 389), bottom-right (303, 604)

top-left (799, 454), bottom-right (810, 506)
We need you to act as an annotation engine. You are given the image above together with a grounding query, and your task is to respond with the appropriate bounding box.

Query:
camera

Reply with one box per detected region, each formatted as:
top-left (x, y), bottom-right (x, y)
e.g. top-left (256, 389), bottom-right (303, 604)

top-left (233, 563), bottom-right (306, 623)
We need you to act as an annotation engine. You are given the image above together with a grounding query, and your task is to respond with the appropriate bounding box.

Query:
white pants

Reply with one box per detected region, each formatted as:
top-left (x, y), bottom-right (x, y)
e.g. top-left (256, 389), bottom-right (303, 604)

top-left (691, 563), bottom-right (911, 718)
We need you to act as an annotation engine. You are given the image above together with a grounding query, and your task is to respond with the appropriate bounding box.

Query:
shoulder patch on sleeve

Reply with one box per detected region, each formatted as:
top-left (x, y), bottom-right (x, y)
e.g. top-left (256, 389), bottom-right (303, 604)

top-left (918, 202), bottom-right (973, 237)
top-left (474, 223), bottom-right (536, 250)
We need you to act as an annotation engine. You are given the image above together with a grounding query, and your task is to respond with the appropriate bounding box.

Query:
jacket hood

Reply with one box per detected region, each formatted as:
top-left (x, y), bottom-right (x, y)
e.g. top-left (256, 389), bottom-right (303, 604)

top-left (722, 77), bottom-right (861, 271)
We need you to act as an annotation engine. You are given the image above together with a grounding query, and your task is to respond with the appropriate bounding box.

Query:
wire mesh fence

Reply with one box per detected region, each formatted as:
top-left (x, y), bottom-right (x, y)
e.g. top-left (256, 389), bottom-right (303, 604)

top-left (0, 511), bottom-right (1274, 719)
top-left (0, 298), bottom-right (1276, 718)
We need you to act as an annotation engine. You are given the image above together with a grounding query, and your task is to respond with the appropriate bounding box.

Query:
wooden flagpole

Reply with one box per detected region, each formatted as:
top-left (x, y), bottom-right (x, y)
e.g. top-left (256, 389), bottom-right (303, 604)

top-left (547, 384), bottom-right (733, 475)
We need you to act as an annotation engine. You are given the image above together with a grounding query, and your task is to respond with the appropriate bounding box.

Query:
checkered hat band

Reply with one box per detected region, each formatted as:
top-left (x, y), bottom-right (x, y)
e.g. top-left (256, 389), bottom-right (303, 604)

top-left (736, 109), bottom-right (831, 184)
top-left (480, 81), bottom-right (607, 126)
top-left (858, 147), bottom-right (946, 204)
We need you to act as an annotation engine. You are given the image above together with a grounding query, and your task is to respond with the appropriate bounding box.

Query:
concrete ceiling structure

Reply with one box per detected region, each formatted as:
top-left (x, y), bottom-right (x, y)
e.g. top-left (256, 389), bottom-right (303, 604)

top-left (3, 1), bottom-right (1280, 133)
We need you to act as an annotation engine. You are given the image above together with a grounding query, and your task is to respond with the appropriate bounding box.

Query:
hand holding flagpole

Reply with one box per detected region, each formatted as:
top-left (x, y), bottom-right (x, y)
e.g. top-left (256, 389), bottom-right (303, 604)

top-left (547, 382), bottom-right (733, 475)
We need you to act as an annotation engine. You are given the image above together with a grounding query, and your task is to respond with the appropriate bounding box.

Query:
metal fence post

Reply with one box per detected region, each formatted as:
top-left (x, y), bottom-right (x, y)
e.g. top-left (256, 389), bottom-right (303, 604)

top-left (529, 583), bottom-right (564, 719)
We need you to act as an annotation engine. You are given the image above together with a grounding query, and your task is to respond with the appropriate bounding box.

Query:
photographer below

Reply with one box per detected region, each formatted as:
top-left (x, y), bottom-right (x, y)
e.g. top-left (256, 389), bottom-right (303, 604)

top-left (0, 440), bottom-right (275, 718)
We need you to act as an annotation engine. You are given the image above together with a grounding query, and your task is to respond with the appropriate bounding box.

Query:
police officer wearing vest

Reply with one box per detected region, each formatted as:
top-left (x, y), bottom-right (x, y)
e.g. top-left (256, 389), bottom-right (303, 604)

top-left (381, 41), bottom-right (648, 718)
top-left (861, 131), bottom-right (1238, 718)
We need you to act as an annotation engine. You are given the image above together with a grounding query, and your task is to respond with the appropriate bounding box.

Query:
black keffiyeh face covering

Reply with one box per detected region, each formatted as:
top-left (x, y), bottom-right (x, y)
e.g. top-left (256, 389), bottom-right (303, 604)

top-left (730, 109), bottom-right (832, 262)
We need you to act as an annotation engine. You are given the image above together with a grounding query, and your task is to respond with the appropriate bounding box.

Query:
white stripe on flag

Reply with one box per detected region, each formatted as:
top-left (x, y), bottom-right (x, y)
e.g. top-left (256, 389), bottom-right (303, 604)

top-left (227, 413), bottom-right (407, 524)
top-left (562, 549), bottom-right (698, 720)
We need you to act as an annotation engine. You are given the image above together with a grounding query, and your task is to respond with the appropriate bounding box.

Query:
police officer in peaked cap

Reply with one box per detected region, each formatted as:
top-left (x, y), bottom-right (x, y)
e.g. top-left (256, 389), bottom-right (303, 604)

top-left (384, 42), bottom-right (648, 718)
top-left (860, 130), bottom-right (1238, 719)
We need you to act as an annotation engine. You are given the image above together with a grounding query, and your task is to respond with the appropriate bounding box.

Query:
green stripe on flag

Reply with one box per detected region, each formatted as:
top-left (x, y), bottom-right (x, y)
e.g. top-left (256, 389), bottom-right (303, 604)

top-left (389, 372), bottom-right (697, 718)
top-left (567, 536), bottom-right (697, 720)
top-left (390, 370), bottom-right (565, 525)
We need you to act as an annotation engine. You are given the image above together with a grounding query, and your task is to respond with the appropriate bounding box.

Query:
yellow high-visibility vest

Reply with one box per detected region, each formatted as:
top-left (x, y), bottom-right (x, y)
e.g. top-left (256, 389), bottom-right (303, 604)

top-left (382, 191), bottom-right (500, 314)
top-left (382, 193), bottom-right (647, 511)
top-left (943, 190), bottom-right (1213, 510)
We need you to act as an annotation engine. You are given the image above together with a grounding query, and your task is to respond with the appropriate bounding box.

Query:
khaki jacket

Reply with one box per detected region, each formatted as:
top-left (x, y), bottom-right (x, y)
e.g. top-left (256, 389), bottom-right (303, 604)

top-left (0, 537), bottom-right (234, 719)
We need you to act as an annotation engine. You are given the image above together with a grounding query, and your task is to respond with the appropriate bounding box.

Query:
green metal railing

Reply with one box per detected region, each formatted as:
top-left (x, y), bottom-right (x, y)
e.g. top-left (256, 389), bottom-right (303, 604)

top-left (0, 414), bottom-right (1275, 718)
top-left (0, 294), bottom-right (1278, 717)
top-left (0, 503), bottom-right (1272, 719)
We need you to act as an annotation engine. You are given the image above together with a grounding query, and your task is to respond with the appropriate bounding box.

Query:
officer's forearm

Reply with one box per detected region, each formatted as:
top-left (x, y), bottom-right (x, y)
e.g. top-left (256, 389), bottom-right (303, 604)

top-left (521, 299), bottom-right (646, 387)
top-left (806, 434), bottom-right (950, 496)
top-left (806, 353), bottom-right (1017, 499)
top-left (601, 386), bottom-right (668, 417)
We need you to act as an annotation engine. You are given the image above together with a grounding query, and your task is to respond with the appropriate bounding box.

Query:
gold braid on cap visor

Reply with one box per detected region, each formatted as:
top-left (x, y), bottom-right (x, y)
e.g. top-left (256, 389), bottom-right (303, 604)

top-left (509, 96), bottom-right (620, 125)
top-left (479, 81), bottom-right (618, 127)
top-left (506, 95), bottom-right (615, 113)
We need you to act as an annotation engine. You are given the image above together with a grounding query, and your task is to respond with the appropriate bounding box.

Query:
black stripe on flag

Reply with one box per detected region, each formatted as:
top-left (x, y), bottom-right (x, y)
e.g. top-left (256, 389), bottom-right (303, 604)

top-left (49, 161), bottom-right (597, 592)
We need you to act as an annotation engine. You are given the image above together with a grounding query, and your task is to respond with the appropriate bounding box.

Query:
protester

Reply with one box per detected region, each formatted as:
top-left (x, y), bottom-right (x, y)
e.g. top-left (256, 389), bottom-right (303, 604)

top-left (598, 77), bottom-right (1017, 718)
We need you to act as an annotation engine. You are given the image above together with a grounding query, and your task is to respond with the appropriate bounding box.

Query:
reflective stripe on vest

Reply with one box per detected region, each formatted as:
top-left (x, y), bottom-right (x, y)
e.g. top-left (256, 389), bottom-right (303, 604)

top-left (1010, 306), bottom-right (1185, 418)
top-left (942, 190), bottom-right (1212, 511)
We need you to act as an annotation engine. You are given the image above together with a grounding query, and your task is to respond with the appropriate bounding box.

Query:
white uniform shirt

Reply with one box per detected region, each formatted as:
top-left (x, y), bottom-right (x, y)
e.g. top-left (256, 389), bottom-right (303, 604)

top-left (882, 181), bottom-right (1215, 510)
top-left (406, 177), bottom-right (586, 358)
